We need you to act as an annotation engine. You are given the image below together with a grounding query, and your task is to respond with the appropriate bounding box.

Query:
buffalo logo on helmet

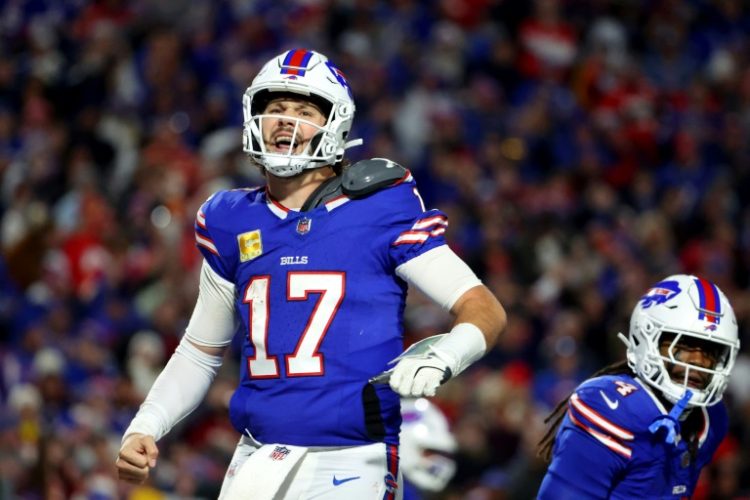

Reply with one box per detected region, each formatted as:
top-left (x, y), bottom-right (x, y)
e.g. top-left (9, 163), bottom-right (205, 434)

top-left (639, 280), bottom-right (682, 309)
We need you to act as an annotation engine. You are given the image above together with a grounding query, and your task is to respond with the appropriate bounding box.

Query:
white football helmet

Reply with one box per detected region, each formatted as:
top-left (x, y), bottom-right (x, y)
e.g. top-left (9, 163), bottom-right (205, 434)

top-left (242, 49), bottom-right (361, 177)
top-left (622, 274), bottom-right (740, 407)
top-left (400, 398), bottom-right (457, 493)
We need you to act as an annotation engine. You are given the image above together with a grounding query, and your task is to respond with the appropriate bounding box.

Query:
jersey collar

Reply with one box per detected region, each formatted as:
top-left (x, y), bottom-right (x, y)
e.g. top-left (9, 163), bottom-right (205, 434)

top-left (264, 188), bottom-right (350, 220)
top-left (265, 189), bottom-right (293, 219)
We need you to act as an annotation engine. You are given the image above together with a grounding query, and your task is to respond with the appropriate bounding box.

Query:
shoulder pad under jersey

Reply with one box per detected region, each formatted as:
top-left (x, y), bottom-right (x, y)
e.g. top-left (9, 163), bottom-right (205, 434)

top-left (341, 158), bottom-right (408, 197)
top-left (300, 176), bottom-right (344, 212)
top-left (574, 375), bottom-right (658, 430)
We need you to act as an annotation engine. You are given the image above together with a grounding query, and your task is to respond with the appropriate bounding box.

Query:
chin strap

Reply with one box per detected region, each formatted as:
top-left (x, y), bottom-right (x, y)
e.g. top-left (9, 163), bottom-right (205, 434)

top-left (648, 389), bottom-right (693, 445)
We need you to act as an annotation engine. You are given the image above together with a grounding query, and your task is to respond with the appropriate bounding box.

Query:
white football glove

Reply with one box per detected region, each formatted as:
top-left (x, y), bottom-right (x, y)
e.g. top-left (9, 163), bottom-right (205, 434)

top-left (388, 346), bottom-right (456, 397)
top-left (380, 324), bottom-right (487, 398)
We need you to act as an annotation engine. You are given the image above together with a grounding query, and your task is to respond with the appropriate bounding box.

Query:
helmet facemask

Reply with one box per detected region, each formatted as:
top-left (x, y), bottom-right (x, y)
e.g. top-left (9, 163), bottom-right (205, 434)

top-left (621, 275), bottom-right (740, 408)
top-left (243, 101), bottom-right (340, 177)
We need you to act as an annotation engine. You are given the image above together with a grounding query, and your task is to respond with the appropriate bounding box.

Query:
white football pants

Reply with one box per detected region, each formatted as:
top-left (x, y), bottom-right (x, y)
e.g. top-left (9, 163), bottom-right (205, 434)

top-left (218, 435), bottom-right (403, 500)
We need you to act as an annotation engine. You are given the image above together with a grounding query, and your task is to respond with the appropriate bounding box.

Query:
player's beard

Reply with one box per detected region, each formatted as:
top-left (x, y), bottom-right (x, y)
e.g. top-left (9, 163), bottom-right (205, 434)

top-left (666, 363), bottom-right (710, 390)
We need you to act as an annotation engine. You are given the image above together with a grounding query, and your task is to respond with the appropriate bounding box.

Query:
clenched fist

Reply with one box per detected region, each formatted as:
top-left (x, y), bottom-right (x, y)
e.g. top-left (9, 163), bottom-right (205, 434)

top-left (116, 433), bottom-right (159, 484)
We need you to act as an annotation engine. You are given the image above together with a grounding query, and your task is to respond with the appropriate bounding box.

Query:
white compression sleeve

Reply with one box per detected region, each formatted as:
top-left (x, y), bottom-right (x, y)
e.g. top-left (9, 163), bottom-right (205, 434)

top-left (396, 245), bottom-right (482, 310)
top-left (123, 337), bottom-right (223, 442)
top-left (184, 260), bottom-right (237, 347)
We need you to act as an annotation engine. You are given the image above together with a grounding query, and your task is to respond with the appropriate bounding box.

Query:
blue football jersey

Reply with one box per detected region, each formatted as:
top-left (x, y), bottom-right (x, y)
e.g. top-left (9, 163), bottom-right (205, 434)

top-left (537, 374), bottom-right (727, 499)
top-left (194, 174), bottom-right (448, 447)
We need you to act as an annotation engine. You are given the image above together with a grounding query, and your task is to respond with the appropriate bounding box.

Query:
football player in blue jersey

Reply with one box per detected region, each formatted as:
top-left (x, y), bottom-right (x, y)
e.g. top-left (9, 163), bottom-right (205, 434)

top-left (115, 48), bottom-right (506, 500)
top-left (537, 274), bottom-right (740, 499)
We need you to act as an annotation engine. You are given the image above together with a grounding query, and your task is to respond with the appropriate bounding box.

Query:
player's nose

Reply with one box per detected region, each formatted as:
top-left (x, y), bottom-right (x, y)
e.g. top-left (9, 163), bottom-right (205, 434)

top-left (276, 114), bottom-right (295, 125)
top-left (680, 348), bottom-right (713, 368)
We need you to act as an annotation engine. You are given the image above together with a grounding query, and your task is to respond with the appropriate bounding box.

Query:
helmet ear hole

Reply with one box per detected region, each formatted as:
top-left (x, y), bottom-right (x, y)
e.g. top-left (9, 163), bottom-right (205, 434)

top-left (338, 103), bottom-right (353, 118)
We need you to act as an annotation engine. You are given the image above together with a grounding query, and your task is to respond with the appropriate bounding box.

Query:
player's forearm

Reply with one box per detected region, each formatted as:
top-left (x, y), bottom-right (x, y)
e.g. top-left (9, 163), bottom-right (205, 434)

top-left (123, 338), bottom-right (225, 442)
top-left (387, 285), bottom-right (504, 396)
top-left (417, 285), bottom-right (505, 378)
top-left (450, 284), bottom-right (506, 348)
top-left (394, 246), bottom-right (506, 378)
top-left (395, 246), bottom-right (506, 345)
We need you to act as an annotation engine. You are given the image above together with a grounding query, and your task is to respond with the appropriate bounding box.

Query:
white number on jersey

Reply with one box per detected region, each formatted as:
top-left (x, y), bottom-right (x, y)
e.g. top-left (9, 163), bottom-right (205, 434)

top-left (615, 380), bottom-right (638, 397)
top-left (242, 272), bottom-right (345, 378)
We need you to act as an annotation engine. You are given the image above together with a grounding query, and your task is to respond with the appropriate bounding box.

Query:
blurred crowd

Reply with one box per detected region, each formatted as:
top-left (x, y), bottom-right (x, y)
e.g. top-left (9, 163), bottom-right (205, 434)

top-left (1, 0), bottom-right (750, 498)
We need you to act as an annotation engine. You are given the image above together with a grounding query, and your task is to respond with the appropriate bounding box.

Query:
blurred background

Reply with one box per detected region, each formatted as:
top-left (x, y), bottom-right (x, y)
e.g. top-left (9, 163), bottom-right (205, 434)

top-left (1, 0), bottom-right (750, 498)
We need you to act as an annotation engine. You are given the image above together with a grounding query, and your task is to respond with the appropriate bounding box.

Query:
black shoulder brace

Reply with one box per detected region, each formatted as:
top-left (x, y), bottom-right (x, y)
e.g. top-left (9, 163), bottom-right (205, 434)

top-left (341, 158), bottom-right (408, 197)
top-left (300, 175), bottom-right (344, 212)
top-left (300, 158), bottom-right (407, 211)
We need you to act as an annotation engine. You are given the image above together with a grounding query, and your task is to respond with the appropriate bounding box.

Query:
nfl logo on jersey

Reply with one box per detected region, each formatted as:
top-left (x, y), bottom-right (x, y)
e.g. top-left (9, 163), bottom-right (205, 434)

top-left (238, 230), bottom-right (263, 262)
top-left (270, 446), bottom-right (291, 461)
top-left (296, 217), bottom-right (312, 235)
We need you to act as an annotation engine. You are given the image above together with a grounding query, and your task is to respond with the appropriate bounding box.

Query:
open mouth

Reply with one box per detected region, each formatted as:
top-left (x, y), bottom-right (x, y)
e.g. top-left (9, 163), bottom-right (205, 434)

top-left (671, 370), bottom-right (707, 389)
top-left (269, 134), bottom-right (298, 154)
top-left (688, 375), bottom-right (707, 389)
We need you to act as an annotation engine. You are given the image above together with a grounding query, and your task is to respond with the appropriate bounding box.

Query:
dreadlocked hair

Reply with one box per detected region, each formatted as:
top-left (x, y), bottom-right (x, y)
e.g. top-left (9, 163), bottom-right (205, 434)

top-left (537, 360), bottom-right (634, 462)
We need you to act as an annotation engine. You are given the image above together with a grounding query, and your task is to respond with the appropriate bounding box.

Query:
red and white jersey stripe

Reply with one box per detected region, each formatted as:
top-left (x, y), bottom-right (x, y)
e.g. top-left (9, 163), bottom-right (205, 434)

top-left (568, 392), bottom-right (634, 458)
top-left (392, 212), bottom-right (448, 246)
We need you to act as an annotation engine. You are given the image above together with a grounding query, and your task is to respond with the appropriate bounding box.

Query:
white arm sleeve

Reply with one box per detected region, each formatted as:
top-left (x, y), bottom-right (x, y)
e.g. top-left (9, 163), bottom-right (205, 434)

top-left (396, 245), bottom-right (482, 310)
top-left (184, 260), bottom-right (237, 347)
top-left (123, 337), bottom-right (223, 442)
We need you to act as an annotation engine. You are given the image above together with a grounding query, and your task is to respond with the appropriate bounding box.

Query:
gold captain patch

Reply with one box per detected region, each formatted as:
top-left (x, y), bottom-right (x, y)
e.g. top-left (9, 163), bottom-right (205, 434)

top-left (238, 230), bottom-right (263, 262)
